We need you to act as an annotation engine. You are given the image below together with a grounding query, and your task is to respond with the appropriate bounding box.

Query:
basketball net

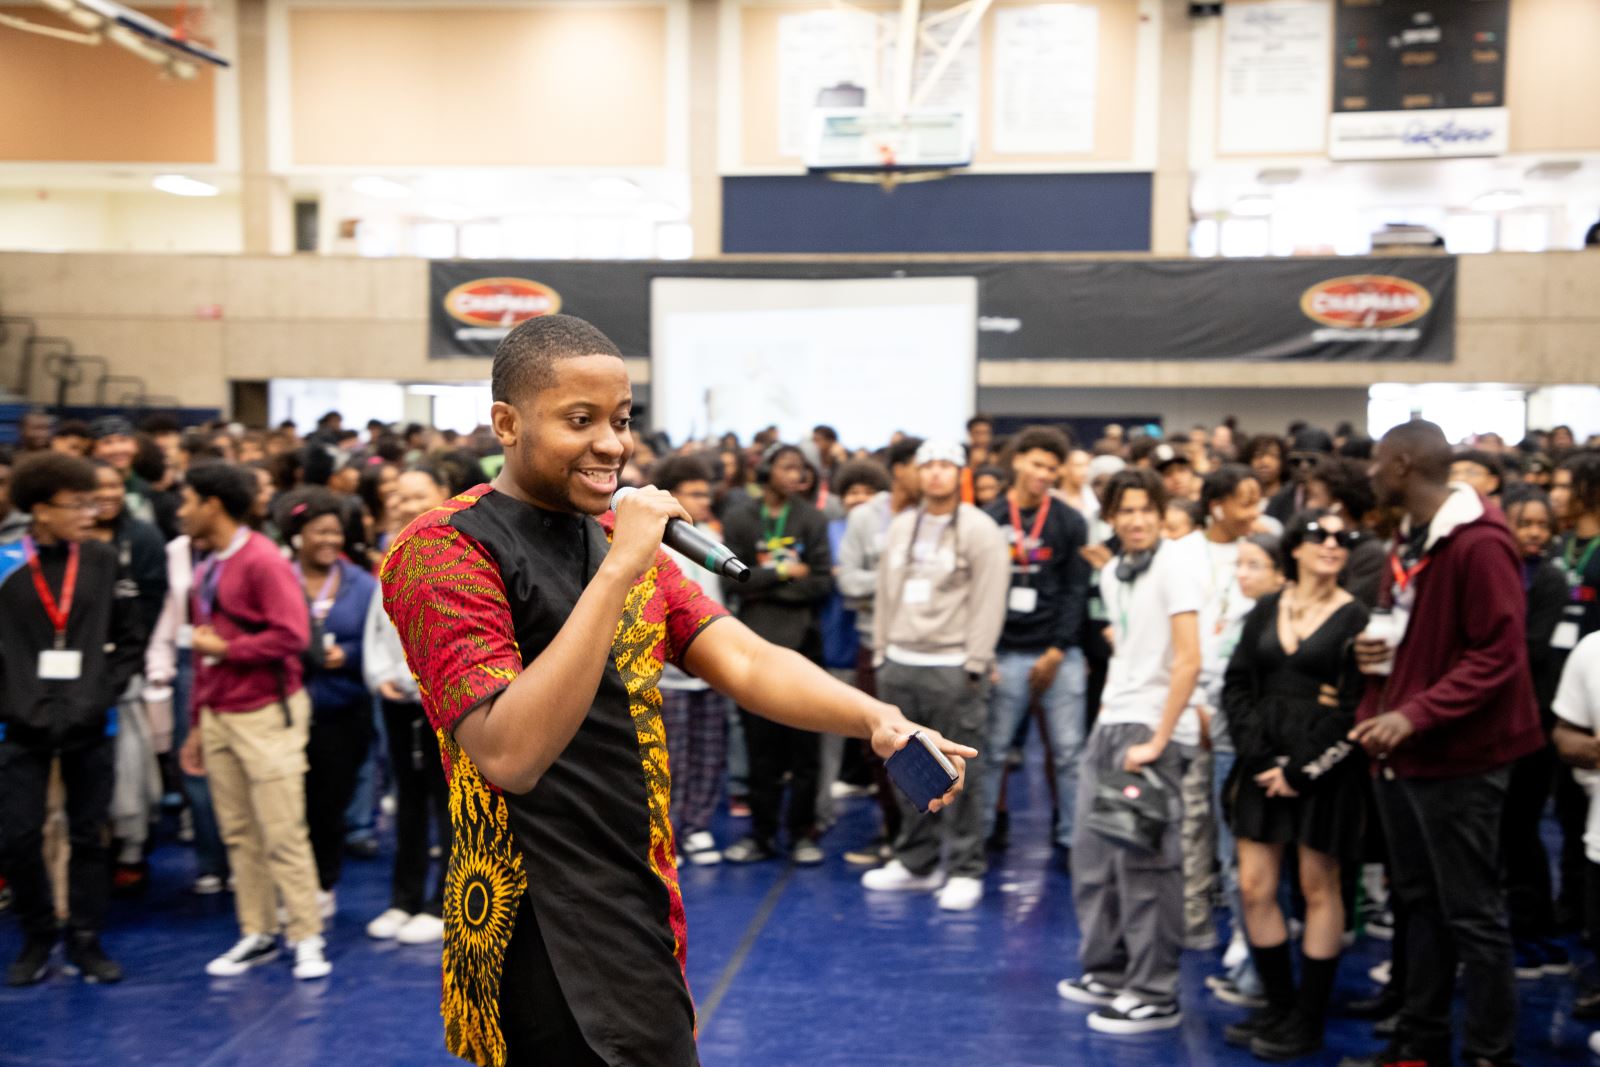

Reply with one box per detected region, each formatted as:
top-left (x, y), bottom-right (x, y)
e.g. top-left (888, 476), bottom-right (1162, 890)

top-left (172, 0), bottom-right (214, 44)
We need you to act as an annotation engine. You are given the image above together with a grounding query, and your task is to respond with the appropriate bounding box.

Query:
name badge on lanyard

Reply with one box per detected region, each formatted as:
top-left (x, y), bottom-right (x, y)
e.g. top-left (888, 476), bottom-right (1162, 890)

top-left (1009, 586), bottom-right (1039, 614)
top-left (1006, 494), bottom-right (1050, 616)
top-left (23, 536), bottom-right (82, 681)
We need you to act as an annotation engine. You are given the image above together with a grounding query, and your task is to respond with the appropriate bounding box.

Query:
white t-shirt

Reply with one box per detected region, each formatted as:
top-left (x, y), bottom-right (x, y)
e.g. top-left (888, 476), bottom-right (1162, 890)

top-left (1098, 537), bottom-right (1206, 744)
top-left (1554, 632), bottom-right (1600, 863)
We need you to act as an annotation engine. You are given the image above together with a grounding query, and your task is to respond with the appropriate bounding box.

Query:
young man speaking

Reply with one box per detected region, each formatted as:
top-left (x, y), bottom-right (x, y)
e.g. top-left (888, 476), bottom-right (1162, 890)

top-left (381, 315), bottom-right (974, 1067)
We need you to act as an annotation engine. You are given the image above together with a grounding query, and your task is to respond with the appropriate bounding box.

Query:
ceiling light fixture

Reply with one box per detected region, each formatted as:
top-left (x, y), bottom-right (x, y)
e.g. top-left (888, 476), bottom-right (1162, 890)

top-left (351, 176), bottom-right (411, 199)
top-left (152, 174), bottom-right (218, 197)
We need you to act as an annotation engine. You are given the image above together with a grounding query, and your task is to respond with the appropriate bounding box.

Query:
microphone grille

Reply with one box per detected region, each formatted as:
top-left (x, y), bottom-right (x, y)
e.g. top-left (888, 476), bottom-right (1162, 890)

top-left (609, 486), bottom-right (636, 511)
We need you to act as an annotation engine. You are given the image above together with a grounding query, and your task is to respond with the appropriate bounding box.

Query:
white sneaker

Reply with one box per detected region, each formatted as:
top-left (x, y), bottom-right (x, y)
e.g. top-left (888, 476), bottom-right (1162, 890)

top-left (861, 860), bottom-right (944, 893)
top-left (366, 908), bottom-right (411, 941)
top-left (318, 889), bottom-right (337, 920)
top-left (395, 913), bottom-right (444, 945)
top-left (683, 831), bottom-right (722, 866)
top-left (1368, 958), bottom-right (1391, 986)
top-left (1588, 1030), bottom-right (1600, 1057)
top-left (936, 876), bottom-right (983, 912)
top-left (1222, 929), bottom-right (1249, 971)
top-left (206, 934), bottom-right (278, 977)
top-left (192, 874), bottom-right (224, 896)
top-left (380, 793), bottom-right (397, 817)
top-left (292, 935), bottom-right (332, 980)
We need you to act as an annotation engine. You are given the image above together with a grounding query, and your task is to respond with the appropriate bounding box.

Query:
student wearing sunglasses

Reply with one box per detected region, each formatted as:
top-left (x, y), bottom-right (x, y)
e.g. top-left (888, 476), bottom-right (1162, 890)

top-left (1220, 508), bottom-right (1370, 1061)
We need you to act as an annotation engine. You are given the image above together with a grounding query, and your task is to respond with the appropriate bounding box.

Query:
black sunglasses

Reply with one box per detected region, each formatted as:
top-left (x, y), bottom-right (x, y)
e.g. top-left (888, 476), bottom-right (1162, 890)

top-left (1297, 521), bottom-right (1358, 550)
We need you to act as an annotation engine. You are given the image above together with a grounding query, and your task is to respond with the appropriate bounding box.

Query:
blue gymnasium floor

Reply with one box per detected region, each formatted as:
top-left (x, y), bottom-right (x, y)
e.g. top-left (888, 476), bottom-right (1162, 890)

top-left (1, 756), bottom-right (1596, 1066)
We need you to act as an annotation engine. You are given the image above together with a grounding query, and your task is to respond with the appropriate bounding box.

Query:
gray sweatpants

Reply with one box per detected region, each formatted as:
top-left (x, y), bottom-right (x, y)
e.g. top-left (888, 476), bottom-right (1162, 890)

top-left (876, 661), bottom-right (987, 880)
top-left (1070, 721), bottom-right (1191, 1005)
top-left (1181, 748), bottom-right (1218, 946)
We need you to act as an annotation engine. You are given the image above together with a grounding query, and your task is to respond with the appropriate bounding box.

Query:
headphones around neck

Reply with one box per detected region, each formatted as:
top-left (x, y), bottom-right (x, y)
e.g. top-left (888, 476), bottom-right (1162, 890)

top-left (1116, 541), bottom-right (1160, 583)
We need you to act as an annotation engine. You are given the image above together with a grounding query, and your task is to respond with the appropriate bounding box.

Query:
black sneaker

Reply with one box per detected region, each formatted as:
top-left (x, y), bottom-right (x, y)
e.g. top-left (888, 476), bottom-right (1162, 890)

top-left (1250, 1011), bottom-right (1323, 1062)
top-left (64, 933), bottom-right (123, 985)
top-left (1057, 975), bottom-right (1123, 1006)
top-left (6, 934), bottom-right (56, 987)
top-left (1224, 1004), bottom-right (1290, 1048)
top-left (1086, 994), bottom-right (1182, 1035)
top-left (722, 837), bottom-right (776, 864)
top-left (1574, 983), bottom-right (1600, 1020)
top-left (986, 811), bottom-right (1010, 851)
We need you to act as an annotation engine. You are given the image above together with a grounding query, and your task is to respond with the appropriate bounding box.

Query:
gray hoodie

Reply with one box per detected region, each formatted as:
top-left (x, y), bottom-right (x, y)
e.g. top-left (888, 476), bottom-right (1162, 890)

top-left (873, 503), bottom-right (1010, 676)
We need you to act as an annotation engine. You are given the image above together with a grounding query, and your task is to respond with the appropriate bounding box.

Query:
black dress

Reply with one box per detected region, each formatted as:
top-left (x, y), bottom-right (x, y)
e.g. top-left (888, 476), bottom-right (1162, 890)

top-left (1224, 591), bottom-right (1369, 861)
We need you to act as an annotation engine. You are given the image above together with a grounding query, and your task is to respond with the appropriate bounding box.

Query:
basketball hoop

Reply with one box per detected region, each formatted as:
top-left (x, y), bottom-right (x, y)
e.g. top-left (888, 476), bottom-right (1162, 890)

top-left (171, 0), bottom-right (213, 44)
top-left (820, 168), bottom-right (954, 193)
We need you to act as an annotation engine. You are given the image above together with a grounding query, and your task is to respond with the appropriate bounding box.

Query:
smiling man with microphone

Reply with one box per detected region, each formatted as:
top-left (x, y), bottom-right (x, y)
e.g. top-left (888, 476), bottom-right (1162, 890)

top-left (380, 314), bottom-right (974, 1067)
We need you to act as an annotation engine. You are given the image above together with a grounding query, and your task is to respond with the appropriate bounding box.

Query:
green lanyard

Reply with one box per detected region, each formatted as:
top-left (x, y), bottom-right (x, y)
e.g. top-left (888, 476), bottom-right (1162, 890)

top-left (1565, 536), bottom-right (1600, 589)
top-left (760, 503), bottom-right (790, 549)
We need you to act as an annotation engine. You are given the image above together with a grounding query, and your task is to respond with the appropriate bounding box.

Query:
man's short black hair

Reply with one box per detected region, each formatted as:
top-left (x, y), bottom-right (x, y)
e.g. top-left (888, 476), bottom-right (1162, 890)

top-left (654, 454), bottom-right (714, 494)
top-left (812, 425), bottom-right (839, 445)
top-left (1384, 420), bottom-right (1452, 484)
top-left (132, 433), bottom-right (167, 484)
top-left (1240, 434), bottom-right (1285, 465)
top-left (12, 452), bottom-right (98, 512)
top-left (1101, 467), bottom-right (1167, 517)
top-left (186, 462), bottom-right (257, 522)
top-left (966, 415), bottom-right (994, 431)
top-left (491, 314), bottom-right (624, 405)
top-left (885, 436), bottom-right (925, 471)
top-left (54, 419), bottom-right (91, 440)
top-left (1199, 463), bottom-right (1257, 517)
top-left (1010, 425), bottom-right (1070, 463)
top-left (1453, 448), bottom-right (1504, 492)
top-left (1310, 456), bottom-right (1377, 520)
top-left (833, 459), bottom-right (891, 498)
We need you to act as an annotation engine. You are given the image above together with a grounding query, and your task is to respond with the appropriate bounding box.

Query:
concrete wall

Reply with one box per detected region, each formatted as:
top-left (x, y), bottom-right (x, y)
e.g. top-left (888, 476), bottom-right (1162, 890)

top-left (0, 250), bottom-right (1595, 412)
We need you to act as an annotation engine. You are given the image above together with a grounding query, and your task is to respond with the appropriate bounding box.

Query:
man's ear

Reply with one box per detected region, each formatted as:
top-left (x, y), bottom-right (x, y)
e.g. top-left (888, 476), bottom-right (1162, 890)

top-left (490, 400), bottom-right (521, 449)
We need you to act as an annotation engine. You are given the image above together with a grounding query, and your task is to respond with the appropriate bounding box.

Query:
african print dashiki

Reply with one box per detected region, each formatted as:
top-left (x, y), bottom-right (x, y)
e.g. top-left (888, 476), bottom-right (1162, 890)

top-left (381, 485), bottom-right (728, 1066)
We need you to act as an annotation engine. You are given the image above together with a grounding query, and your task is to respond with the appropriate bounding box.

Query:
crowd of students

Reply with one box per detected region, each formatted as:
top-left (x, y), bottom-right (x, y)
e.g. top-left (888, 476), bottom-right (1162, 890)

top-left (1, 404), bottom-right (1599, 1067)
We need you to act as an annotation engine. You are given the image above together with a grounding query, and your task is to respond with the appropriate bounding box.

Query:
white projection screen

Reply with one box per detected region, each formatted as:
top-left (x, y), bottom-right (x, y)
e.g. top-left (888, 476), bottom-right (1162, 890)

top-left (650, 276), bottom-right (978, 448)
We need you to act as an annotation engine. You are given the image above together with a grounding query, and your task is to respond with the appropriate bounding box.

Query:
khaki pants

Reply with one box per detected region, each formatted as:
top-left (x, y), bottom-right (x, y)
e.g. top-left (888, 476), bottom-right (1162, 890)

top-left (200, 691), bottom-right (322, 943)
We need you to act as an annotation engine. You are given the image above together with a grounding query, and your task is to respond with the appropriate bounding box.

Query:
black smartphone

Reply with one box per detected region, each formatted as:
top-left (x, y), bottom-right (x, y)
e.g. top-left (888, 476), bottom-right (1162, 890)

top-left (885, 731), bottom-right (959, 814)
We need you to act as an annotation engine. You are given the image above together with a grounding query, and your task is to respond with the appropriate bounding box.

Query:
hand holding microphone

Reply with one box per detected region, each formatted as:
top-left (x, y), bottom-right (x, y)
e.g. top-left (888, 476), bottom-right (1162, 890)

top-left (610, 487), bottom-right (751, 583)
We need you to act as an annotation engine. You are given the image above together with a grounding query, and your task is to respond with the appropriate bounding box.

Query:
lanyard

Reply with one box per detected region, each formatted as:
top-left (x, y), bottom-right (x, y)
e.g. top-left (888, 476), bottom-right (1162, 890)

top-left (195, 527), bottom-right (250, 624)
top-left (904, 506), bottom-right (961, 569)
top-left (295, 562), bottom-right (340, 621)
top-left (1565, 536), bottom-right (1600, 590)
top-left (22, 536), bottom-right (79, 650)
top-left (761, 503), bottom-right (791, 548)
top-left (1388, 552), bottom-right (1429, 593)
top-left (1007, 492), bottom-right (1051, 575)
top-left (1112, 571), bottom-right (1139, 639)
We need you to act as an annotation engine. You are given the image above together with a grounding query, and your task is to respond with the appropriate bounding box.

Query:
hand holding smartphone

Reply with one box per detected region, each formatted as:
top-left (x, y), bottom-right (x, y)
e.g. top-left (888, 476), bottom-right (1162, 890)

top-left (885, 731), bottom-right (960, 814)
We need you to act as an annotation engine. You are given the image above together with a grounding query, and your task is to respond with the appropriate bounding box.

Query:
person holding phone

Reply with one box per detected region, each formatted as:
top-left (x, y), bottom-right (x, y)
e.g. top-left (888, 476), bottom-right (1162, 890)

top-left (276, 487), bottom-right (378, 920)
top-left (380, 314), bottom-right (974, 1066)
top-left (861, 441), bottom-right (1009, 911)
top-left (1220, 509), bottom-right (1368, 1061)
top-left (1059, 467), bottom-right (1203, 1036)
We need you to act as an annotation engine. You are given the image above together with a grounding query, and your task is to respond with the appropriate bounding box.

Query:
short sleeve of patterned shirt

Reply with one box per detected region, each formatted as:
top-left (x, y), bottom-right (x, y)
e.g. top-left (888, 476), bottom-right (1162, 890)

top-left (381, 519), bottom-right (523, 736)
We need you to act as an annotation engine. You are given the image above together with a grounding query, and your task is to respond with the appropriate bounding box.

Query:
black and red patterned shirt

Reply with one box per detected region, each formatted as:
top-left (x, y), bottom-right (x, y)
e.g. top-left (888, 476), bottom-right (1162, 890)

top-left (382, 484), bottom-right (727, 1066)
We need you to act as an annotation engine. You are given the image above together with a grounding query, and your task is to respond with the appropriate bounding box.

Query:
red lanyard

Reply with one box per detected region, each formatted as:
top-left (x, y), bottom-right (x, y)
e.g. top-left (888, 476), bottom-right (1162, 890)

top-left (22, 536), bottom-right (79, 649)
top-left (1008, 492), bottom-right (1051, 571)
top-left (1389, 552), bottom-right (1429, 592)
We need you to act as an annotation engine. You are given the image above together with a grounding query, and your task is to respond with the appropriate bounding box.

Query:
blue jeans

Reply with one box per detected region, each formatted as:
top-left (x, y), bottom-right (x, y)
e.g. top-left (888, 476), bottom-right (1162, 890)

top-left (172, 649), bottom-right (228, 880)
top-left (983, 647), bottom-right (1086, 849)
top-left (1213, 747), bottom-right (1262, 996)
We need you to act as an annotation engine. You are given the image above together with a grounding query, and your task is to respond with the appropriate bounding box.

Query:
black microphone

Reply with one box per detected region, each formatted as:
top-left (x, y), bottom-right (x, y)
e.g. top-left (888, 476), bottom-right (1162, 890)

top-left (611, 487), bottom-right (751, 583)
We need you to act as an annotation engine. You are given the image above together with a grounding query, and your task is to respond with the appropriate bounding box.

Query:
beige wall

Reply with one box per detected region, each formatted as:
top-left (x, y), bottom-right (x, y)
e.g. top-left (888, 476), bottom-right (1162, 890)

top-left (287, 5), bottom-right (671, 167)
top-left (1, 251), bottom-right (1595, 411)
top-left (0, 5), bottom-right (217, 163)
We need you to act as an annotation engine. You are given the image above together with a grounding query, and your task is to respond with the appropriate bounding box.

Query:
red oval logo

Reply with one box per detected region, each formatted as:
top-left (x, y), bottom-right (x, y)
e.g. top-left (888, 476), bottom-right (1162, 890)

top-left (1300, 275), bottom-right (1432, 329)
top-left (443, 277), bottom-right (561, 328)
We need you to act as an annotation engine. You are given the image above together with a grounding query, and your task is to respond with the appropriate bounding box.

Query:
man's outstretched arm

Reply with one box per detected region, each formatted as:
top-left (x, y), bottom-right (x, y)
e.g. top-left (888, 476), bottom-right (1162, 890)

top-left (683, 618), bottom-right (977, 812)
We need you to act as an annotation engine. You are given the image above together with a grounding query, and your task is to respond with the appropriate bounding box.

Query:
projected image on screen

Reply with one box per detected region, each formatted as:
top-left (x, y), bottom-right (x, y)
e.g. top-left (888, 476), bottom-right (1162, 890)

top-left (651, 277), bottom-right (978, 449)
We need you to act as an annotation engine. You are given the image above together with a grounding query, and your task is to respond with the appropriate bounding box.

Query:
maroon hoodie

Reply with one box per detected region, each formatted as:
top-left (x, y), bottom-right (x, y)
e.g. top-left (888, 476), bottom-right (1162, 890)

top-left (1356, 486), bottom-right (1542, 779)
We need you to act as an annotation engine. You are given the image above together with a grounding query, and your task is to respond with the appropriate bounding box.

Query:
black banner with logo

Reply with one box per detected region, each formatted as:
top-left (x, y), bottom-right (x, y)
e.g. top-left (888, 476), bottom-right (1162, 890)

top-left (428, 256), bottom-right (1455, 364)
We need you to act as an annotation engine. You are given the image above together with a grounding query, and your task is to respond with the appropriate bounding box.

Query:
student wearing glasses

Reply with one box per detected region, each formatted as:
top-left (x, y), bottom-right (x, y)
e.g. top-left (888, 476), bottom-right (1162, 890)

top-left (1220, 509), bottom-right (1369, 1061)
top-left (0, 453), bottom-right (146, 986)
